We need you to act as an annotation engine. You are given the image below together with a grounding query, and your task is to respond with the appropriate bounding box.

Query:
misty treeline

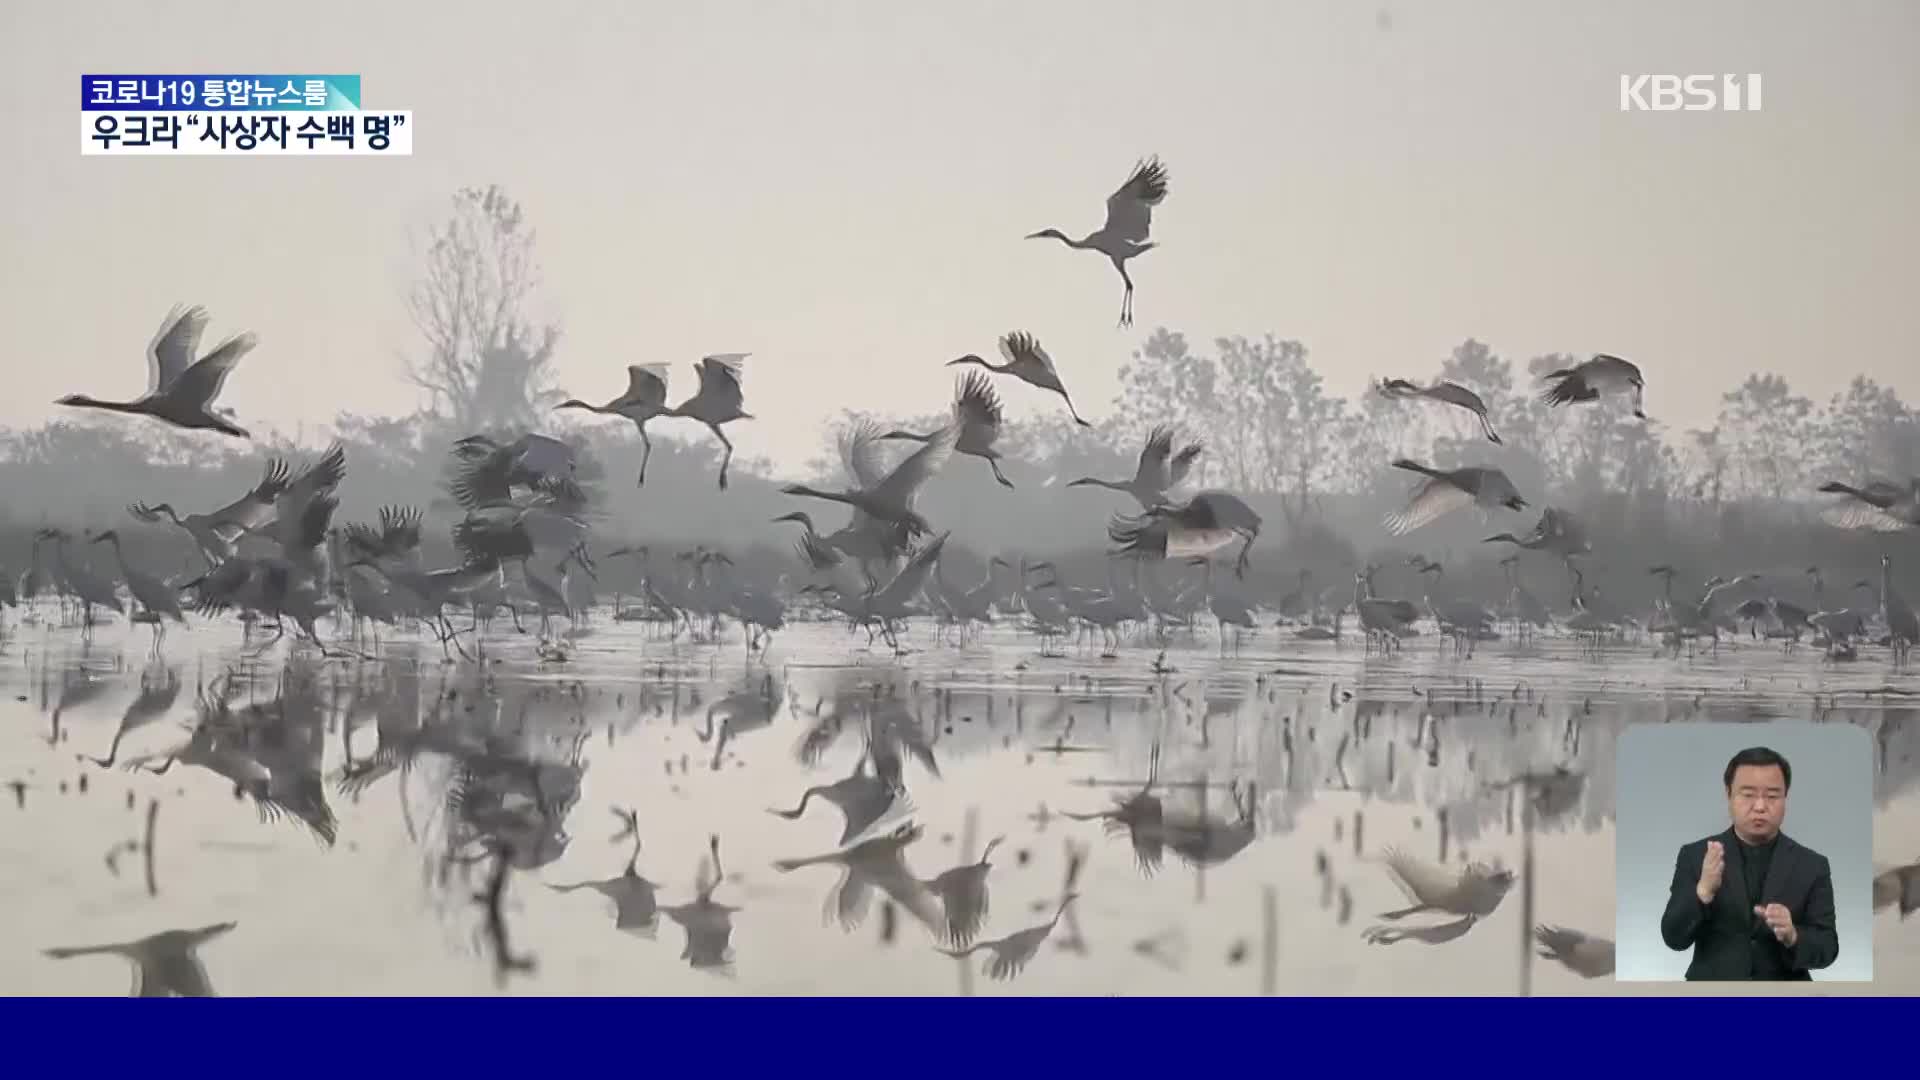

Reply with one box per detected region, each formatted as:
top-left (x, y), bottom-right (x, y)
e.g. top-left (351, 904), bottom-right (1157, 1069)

top-left (3, 184), bottom-right (1916, 614)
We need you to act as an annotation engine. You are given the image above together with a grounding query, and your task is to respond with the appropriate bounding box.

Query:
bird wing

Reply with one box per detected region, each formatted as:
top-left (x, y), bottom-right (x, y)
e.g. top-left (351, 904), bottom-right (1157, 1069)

top-left (1379, 848), bottom-right (1457, 907)
top-left (1428, 382), bottom-right (1490, 416)
top-left (448, 451), bottom-right (514, 511)
top-left (1168, 442), bottom-right (1204, 487)
top-left (621, 364), bottom-right (670, 411)
top-left (206, 458), bottom-right (292, 534)
top-left (1103, 156), bottom-right (1169, 245)
top-left (1821, 502), bottom-right (1913, 531)
top-left (695, 354), bottom-right (748, 412)
top-left (147, 304), bottom-right (210, 395)
top-left (1165, 527), bottom-right (1239, 559)
top-left (878, 533), bottom-right (949, 607)
top-left (1384, 478), bottom-right (1475, 536)
top-left (276, 444), bottom-right (348, 535)
top-left (997, 331), bottom-right (1062, 386)
top-left (952, 369), bottom-right (1003, 430)
top-left (874, 423), bottom-right (960, 506)
top-left (379, 504), bottom-right (424, 553)
top-left (838, 418), bottom-right (887, 491)
top-left (510, 434), bottom-right (578, 480)
top-left (1134, 426), bottom-right (1175, 491)
top-left (165, 332), bottom-right (257, 410)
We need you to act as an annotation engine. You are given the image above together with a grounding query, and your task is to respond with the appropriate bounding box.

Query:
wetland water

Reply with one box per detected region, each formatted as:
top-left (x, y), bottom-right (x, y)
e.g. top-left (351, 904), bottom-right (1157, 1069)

top-left (4, 613), bottom-right (1916, 995)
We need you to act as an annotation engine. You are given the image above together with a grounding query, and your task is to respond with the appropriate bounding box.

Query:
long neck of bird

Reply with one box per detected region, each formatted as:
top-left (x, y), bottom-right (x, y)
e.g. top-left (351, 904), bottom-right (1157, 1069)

top-left (63, 395), bottom-right (141, 413)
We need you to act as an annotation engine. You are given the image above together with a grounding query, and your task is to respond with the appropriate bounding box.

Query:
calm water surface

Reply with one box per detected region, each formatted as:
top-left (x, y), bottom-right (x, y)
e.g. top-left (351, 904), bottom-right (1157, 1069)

top-left (5, 610), bottom-right (1917, 996)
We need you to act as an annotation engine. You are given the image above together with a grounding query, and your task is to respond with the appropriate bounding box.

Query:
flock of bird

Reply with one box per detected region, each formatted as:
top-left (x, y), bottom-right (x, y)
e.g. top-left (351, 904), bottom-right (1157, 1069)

top-left (14, 155), bottom-right (1920, 670)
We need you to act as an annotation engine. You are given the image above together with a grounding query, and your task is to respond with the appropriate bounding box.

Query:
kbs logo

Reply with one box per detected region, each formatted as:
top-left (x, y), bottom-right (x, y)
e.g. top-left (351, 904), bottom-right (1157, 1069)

top-left (1619, 74), bottom-right (1763, 112)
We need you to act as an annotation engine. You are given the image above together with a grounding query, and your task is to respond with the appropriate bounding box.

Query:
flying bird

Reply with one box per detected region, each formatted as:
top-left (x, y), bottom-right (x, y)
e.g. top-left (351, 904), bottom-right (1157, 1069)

top-left (1384, 459), bottom-right (1527, 536)
top-left (1814, 478), bottom-right (1920, 531)
top-left (1068, 425), bottom-right (1203, 508)
top-left (58, 304), bottom-right (256, 437)
top-left (1373, 848), bottom-right (1514, 921)
top-left (1027, 156), bottom-right (1169, 327)
top-left (663, 354), bottom-right (754, 490)
top-left (43, 921), bottom-right (238, 997)
top-left (1540, 354), bottom-right (1646, 418)
top-left (1108, 491), bottom-right (1263, 576)
top-left (947, 331), bottom-right (1091, 427)
top-left (1375, 379), bottom-right (1501, 443)
top-left (882, 370), bottom-right (1013, 488)
top-left (556, 363), bottom-right (672, 486)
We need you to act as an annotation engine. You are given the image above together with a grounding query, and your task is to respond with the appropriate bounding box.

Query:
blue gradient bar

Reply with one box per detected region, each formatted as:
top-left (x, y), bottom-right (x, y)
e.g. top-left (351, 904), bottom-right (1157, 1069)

top-left (81, 75), bottom-right (360, 111)
top-left (0, 998), bottom-right (1899, 1071)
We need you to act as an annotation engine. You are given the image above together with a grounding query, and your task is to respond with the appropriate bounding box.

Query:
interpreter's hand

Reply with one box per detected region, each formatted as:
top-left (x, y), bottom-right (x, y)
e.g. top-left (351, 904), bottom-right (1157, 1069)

top-left (1697, 840), bottom-right (1725, 904)
top-left (1755, 903), bottom-right (1798, 948)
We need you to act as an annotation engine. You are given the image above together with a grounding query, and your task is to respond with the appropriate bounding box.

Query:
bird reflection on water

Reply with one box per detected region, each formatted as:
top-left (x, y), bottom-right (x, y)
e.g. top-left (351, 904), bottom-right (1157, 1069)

top-left (6, 618), bottom-right (1920, 996)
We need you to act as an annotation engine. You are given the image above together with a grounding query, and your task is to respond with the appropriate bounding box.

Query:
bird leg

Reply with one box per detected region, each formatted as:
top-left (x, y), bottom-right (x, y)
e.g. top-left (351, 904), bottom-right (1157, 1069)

top-left (1115, 261), bottom-right (1136, 328)
top-left (988, 458), bottom-right (1014, 489)
top-left (710, 424), bottom-right (735, 491)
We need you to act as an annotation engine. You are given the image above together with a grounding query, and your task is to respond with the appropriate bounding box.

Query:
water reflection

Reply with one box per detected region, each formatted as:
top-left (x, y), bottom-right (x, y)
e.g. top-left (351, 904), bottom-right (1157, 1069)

top-left (3, 620), bottom-right (1918, 996)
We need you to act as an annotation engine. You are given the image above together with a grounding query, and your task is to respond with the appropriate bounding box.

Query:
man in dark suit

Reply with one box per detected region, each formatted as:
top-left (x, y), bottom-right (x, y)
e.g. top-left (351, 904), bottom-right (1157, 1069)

top-left (1660, 746), bottom-right (1839, 980)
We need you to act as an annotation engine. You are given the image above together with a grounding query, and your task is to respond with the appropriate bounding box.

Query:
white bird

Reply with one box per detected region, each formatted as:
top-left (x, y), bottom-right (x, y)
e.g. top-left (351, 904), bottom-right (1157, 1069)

top-left (662, 354), bottom-right (753, 490)
top-left (58, 304), bottom-right (255, 438)
top-left (1067, 425), bottom-right (1204, 508)
top-left (1540, 354), bottom-right (1647, 418)
top-left (947, 331), bottom-right (1092, 427)
top-left (1376, 378), bottom-right (1502, 443)
top-left (556, 363), bottom-right (672, 486)
top-left (1026, 156), bottom-right (1170, 327)
top-left (1384, 458), bottom-right (1527, 536)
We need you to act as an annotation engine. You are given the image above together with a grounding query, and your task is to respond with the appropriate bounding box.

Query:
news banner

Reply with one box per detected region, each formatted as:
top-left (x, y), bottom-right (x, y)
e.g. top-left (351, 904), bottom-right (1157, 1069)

top-left (81, 74), bottom-right (410, 155)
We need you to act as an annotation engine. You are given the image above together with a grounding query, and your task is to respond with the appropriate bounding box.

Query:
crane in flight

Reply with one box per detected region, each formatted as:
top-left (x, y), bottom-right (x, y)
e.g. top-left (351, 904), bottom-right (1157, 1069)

top-left (663, 354), bottom-right (754, 490)
top-left (1026, 156), bottom-right (1170, 327)
top-left (58, 303), bottom-right (257, 437)
top-left (556, 363), bottom-right (672, 486)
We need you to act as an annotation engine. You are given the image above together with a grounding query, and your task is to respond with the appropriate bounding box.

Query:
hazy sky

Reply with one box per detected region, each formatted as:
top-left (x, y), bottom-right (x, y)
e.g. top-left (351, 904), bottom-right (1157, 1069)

top-left (3, 0), bottom-right (1915, 471)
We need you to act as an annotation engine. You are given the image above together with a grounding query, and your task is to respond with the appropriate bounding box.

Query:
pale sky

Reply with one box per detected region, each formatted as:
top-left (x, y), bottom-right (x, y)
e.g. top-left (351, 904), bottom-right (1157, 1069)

top-left (2, 0), bottom-right (1915, 471)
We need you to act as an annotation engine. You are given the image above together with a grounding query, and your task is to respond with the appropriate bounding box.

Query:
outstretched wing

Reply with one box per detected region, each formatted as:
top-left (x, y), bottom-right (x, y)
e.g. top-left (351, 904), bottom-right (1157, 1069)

top-left (1384, 478), bottom-right (1474, 536)
top-left (695, 354), bottom-right (748, 413)
top-left (205, 457), bottom-right (291, 536)
top-left (620, 364), bottom-right (670, 412)
top-left (1428, 382), bottom-right (1490, 416)
top-left (1103, 156), bottom-right (1169, 245)
top-left (1134, 426), bottom-right (1175, 491)
top-left (838, 419), bottom-right (888, 492)
top-left (166, 332), bottom-right (257, 410)
top-left (874, 423), bottom-right (960, 507)
top-left (1168, 442), bottom-right (1204, 487)
top-left (953, 370), bottom-right (1003, 430)
top-left (1378, 848), bottom-right (1457, 907)
top-left (148, 304), bottom-right (210, 395)
top-left (997, 331), bottom-right (1062, 386)
top-left (1821, 503), bottom-right (1913, 531)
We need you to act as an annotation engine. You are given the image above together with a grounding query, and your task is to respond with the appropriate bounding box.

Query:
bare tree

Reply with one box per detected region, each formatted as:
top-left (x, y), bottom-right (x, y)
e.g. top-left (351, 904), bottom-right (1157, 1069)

top-left (404, 185), bottom-right (562, 434)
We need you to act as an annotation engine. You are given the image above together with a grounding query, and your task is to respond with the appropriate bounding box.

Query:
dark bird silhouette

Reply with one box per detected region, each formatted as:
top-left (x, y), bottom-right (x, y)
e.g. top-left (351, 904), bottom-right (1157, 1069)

top-left (1026, 156), bottom-right (1170, 327)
